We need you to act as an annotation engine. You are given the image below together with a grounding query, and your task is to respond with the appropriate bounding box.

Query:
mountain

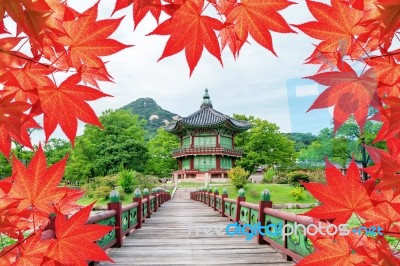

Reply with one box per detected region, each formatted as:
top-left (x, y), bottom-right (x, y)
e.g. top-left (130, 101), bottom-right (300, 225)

top-left (120, 98), bottom-right (179, 138)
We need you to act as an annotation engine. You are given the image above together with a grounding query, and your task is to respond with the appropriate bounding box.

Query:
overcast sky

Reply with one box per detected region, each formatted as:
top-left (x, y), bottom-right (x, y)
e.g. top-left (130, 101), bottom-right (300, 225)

top-left (32, 0), bottom-right (334, 143)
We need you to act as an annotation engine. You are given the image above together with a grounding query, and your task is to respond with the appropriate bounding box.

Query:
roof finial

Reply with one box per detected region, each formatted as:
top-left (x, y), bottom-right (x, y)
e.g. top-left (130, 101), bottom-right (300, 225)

top-left (200, 88), bottom-right (213, 108)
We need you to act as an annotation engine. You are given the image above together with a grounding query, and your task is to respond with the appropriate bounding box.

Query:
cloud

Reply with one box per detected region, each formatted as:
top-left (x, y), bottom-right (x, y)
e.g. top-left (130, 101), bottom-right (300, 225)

top-left (31, 0), bottom-right (325, 144)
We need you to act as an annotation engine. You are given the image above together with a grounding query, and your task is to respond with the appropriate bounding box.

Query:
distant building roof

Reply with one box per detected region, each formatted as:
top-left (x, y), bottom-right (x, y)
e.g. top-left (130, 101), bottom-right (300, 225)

top-left (164, 89), bottom-right (251, 134)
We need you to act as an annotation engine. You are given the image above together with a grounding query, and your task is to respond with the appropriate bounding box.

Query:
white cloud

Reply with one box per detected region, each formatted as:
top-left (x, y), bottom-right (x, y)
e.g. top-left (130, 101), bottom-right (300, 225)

top-left (32, 0), bottom-right (324, 144)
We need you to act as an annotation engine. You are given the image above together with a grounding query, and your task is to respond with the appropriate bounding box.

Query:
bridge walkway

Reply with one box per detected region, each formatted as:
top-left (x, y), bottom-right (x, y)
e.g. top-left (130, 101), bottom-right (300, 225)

top-left (99, 188), bottom-right (294, 265)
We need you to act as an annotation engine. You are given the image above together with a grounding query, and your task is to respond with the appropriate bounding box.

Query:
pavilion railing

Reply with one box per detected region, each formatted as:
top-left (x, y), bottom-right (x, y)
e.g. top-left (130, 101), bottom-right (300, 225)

top-left (172, 146), bottom-right (244, 157)
top-left (190, 188), bottom-right (314, 263)
top-left (86, 187), bottom-right (171, 265)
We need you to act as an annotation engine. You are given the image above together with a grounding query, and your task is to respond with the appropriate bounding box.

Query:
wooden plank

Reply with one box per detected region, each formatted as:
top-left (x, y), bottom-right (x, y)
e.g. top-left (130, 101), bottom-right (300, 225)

top-left (98, 189), bottom-right (294, 265)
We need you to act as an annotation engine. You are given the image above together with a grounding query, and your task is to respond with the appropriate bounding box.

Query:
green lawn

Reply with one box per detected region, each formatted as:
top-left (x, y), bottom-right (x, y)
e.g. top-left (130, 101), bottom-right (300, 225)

top-left (77, 192), bottom-right (135, 207)
top-left (0, 234), bottom-right (17, 251)
top-left (197, 183), bottom-right (317, 204)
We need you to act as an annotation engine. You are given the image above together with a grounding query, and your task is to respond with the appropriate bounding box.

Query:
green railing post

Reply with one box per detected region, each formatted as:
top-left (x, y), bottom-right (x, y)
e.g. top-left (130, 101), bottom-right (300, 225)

top-left (133, 188), bottom-right (142, 229)
top-left (143, 188), bottom-right (151, 218)
top-left (213, 187), bottom-right (219, 211)
top-left (108, 190), bottom-right (123, 247)
top-left (258, 189), bottom-right (272, 245)
top-left (221, 188), bottom-right (228, 217)
top-left (236, 188), bottom-right (246, 222)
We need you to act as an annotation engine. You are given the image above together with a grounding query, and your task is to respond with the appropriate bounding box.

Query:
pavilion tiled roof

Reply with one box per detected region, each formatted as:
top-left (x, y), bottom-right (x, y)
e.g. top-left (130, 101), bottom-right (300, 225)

top-left (164, 89), bottom-right (251, 133)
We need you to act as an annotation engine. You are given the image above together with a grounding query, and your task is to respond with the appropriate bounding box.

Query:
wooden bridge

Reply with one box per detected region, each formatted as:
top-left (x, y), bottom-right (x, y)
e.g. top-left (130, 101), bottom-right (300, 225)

top-left (91, 188), bottom-right (311, 265)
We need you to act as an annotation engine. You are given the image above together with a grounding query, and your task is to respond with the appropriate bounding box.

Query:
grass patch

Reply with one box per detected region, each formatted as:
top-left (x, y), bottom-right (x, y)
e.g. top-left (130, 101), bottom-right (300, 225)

top-left (77, 192), bottom-right (134, 207)
top-left (214, 184), bottom-right (317, 204)
top-left (0, 234), bottom-right (17, 251)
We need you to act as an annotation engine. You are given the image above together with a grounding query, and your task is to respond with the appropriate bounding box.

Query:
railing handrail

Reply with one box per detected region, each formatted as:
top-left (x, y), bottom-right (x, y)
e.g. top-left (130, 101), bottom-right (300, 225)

top-left (240, 201), bottom-right (259, 211)
top-left (264, 207), bottom-right (314, 226)
top-left (172, 146), bottom-right (244, 155)
top-left (87, 209), bottom-right (116, 224)
top-left (83, 190), bottom-right (172, 264)
top-left (224, 198), bottom-right (237, 204)
top-left (190, 189), bottom-right (314, 262)
top-left (121, 202), bottom-right (139, 212)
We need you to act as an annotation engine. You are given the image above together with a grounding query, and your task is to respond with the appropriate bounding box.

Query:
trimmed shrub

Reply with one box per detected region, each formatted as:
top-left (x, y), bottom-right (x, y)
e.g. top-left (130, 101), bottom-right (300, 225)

top-left (118, 169), bottom-right (135, 193)
top-left (288, 171), bottom-right (310, 186)
top-left (308, 169), bottom-right (326, 183)
top-left (93, 186), bottom-right (111, 199)
top-left (273, 173), bottom-right (289, 184)
top-left (289, 186), bottom-right (304, 201)
top-left (228, 166), bottom-right (250, 189)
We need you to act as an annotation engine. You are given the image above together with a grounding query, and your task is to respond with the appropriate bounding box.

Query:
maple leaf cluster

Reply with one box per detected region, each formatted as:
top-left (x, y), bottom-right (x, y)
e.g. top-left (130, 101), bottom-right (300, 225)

top-left (0, 1), bottom-right (124, 264)
top-left (294, 0), bottom-right (400, 265)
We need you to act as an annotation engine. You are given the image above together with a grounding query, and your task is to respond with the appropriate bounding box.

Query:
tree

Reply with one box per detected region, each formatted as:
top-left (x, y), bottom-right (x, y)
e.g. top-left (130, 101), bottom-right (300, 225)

top-left (65, 109), bottom-right (148, 182)
top-left (234, 115), bottom-right (296, 173)
top-left (298, 119), bottom-right (383, 175)
top-left (0, 0), bottom-right (399, 264)
top-left (146, 128), bottom-right (180, 178)
top-left (44, 138), bottom-right (72, 165)
top-left (285, 133), bottom-right (317, 152)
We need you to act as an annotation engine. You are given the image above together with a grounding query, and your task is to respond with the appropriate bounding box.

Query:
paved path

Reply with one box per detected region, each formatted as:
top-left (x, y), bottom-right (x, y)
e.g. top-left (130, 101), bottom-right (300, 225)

top-left (99, 188), bottom-right (294, 265)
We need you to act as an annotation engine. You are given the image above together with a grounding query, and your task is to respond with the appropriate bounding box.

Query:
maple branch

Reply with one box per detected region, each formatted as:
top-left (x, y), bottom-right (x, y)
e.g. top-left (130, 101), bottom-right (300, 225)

top-left (355, 40), bottom-right (371, 59)
top-left (49, 51), bottom-right (68, 69)
top-left (16, 39), bottom-right (30, 66)
top-left (0, 231), bottom-right (37, 258)
top-left (360, 63), bottom-right (368, 76)
top-left (369, 51), bottom-right (400, 59)
top-left (201, 2), bottom-right (211, 14)
top-left (395, 33), bottom-right (400, 43)
top-left (0, 49), bottom-right (53, 69)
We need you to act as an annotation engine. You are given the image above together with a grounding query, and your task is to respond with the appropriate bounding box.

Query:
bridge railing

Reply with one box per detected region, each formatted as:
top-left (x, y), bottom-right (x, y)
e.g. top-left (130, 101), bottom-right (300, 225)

top-left (190, 188), bottom-right (314, 263)
top-left (87, 187), bottom-right (171, 265)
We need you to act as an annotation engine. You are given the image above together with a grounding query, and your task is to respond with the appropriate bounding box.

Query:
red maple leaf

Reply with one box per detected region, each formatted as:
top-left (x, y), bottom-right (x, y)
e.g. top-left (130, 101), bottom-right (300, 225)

top-left (365, 137), bottom-right (400, 189)
top-left (53, 188), bottom-right (85, 215)
top-left (0, 95), bottom-right (40, 156)
top-left (0, 198), bottom-right (28, 238)
top-left (307, 66), bottom-right (379, 131)
top-left (2, 63), bottom-right (54, 104)
top-left (59, 3), bottom-right (131, 71)
top-left (0, 37), bottom-right (27, 70)
top-left (11, 234), bottom-right (51, 266)
top-left (345, 233), bottom-right (399, 266)
top-left (45, 203), bottom-right (113, 266)
top-left (7, 146), bottom-right (69, 225)
top-left (365, 56), bottom-right (400, 86)
top-left (220, 22), bottom-right (240, 58)
top-left (114, 0), bottom-right (161, 29)
top-left (302, 160), bottom-right (373, 225)
top-left (295, 0), bottom-right (364, 55)
top-left (341, 0), bottom-right (365, 10)
top-left (149, 0), bottom-right (223, 75)
top-left (361, 202), bottom-right (400, 237)
top-left (297, 234), bottom-right (365, 265)
top-left (374, 98), bottom-right (400, 143)
top-left (375, 0), bottom-right (400, 46)
top-left (37, 74), bottom-right (109, 143)
top-left (226, 0), bottom-right (294, 56)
